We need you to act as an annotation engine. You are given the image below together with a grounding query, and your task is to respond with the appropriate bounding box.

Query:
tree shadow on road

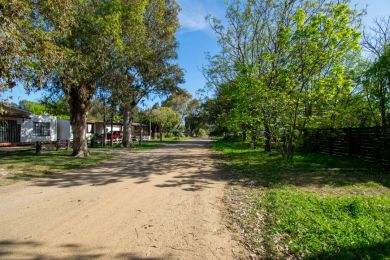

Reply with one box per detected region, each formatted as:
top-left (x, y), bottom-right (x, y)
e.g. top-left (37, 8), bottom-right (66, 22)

top-left (22, 141), bottom-right (228, 192)
top-left (0, 239), bottom-right (165, 259)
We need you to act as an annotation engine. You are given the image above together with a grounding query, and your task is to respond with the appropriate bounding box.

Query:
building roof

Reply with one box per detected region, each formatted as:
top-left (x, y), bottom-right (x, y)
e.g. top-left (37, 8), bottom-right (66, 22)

top-left (0, 104), bottom-right (31, 118)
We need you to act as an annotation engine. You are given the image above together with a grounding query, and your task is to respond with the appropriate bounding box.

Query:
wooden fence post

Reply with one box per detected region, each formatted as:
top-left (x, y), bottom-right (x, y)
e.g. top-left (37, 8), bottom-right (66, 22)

top-left (35, 141), bottom-right (42, 154)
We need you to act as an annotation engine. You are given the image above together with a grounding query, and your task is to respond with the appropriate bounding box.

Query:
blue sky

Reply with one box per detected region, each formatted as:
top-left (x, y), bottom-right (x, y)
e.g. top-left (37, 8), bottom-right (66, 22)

top-left (3, 0), bottom-right (390, 108)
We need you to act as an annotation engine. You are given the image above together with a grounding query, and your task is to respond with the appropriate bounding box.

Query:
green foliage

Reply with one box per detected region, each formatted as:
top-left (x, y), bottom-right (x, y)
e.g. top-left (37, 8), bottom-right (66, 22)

top-left (150, 107), bottom-right (181, 133)
top-left (41, 98), bottom-right (70, 120)
top-left (362, 16), bottom-right (390, 129)
top-left (162, 89), bottom-right (192, 119)
top-left (19, 99), bottom-right (70, 120)
top-left (205, 0), bottom-right (365, 160)
top-left (104, 0), bottom-right (183, 147)
top-left (197, 128), bottom-right (208, 137)
top-left (363, 46), bottom-right (390, 128)
top-left (29, 0), bottom-right (152, 156)
top-left (2, 1), bottom-right (182, 155)
top-left (214, 139), bottom-right (389, 259)
top-left (162, 89), bottom-right (203, 135)
top-left (0, 0), bottom-right (43, 91)
top-left (262, 190), bottom-right (390, 259)
top-left (212, 139), bottom-right (376, 175)
top-left (19, 100), bottom-right (46, 115)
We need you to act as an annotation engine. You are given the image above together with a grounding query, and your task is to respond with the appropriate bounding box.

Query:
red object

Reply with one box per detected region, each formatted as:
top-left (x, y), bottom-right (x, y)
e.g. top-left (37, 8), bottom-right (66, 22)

top-left (106, 131), bottom-right (122, 140)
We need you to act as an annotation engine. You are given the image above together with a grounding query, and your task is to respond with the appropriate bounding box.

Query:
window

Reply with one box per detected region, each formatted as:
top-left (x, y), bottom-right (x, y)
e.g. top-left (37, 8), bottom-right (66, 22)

top-left (33, 122), bottom-right (51, 136)
top-left (87, 124), bottom-right (94, 133)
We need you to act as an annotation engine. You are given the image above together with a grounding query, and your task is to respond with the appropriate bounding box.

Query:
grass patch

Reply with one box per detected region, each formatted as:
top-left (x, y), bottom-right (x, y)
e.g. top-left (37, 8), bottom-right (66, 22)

top-left (133, 142), bottom-right (163, 150)
top-left (214, 139), bottom-right (390, 259)
top-left (148, 137), bottom-right (194, 143)
top-left (91, 142), bottom-right (163, 151)
top-left (261, 189), bottom-right (389, 259)
top-left (0, 150), bottom-right (110, 185)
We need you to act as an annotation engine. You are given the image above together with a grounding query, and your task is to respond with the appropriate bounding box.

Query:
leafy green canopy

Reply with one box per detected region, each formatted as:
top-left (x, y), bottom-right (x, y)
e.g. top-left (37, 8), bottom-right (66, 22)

top-left (205, 0), bottom-right (363, 159)
top-left (150, 107), bottom-right (181, 132)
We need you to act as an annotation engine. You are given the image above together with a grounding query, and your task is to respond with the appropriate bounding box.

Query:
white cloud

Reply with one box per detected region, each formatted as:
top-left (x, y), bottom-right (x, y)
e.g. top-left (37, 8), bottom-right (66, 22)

top-left (177, 0), bottom-right (221, 32)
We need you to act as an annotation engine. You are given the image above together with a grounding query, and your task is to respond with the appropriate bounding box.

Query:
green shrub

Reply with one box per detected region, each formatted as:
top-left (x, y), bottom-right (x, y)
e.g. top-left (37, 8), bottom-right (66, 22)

top-left (197, 128), bottom-right (208, 137)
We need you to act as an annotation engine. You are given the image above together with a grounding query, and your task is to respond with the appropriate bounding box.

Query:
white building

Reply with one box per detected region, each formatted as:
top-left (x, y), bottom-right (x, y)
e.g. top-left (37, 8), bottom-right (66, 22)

top-left (20, 114), bottom-right (58, 143)
top-left (0, 104), bottom-right (73, 146)
top-left (57, 119), bottom-right (73, 141)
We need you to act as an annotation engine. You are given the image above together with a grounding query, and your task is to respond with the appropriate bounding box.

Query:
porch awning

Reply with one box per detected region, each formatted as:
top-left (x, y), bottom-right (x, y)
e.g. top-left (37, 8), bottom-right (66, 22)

top-left (0, 104), bottom-right (31, 118)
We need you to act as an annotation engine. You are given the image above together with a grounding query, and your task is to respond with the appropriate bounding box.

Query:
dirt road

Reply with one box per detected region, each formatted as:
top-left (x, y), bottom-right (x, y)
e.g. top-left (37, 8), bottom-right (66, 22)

top-left (0, 140), bottom-right (240, 259)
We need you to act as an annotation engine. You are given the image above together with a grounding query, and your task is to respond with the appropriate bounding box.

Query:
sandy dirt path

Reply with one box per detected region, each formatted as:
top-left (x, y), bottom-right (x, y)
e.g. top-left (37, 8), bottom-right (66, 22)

top-left (0, 140), bottom-right (241, 259)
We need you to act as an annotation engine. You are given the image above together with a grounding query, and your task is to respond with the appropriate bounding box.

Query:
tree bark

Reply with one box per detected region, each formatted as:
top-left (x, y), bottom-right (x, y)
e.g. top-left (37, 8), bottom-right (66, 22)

top-left (69, 85), bottom-right (92, 157)
top-left (122, 105), bottom-right (132, 147)
top-left (264, 122), bottom-right (271, 152)
top-left (110, 108), bottom-right (114, 147)
top-left (153, 126), bottom-right (157, 139)
top-left (103, 102), bottom-right (106, 147)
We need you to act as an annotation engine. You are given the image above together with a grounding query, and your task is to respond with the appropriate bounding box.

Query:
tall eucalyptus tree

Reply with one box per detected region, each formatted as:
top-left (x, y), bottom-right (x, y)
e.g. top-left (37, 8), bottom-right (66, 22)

top-left (104, 0), bottom-right (183, 147)
top-left (34, 0), bottom-right (147, 157)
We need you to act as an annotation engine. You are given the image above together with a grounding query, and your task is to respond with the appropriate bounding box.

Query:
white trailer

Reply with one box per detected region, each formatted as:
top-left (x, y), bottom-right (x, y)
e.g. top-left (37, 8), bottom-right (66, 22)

top-left (57, 119), bottom-right (73, 141)
top-left (20, 115), bottom-right (57, 143)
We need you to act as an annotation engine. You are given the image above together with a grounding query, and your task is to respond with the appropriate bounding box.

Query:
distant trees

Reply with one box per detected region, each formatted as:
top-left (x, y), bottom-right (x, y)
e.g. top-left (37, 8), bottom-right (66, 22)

top-left (19, 100), bottom-right (46, 116)
top-left (150, 107), bottom-right (181, 141)
top-left (162, 90), bottom-right (203, 131)
top-left (105, 0), bottom-right (184, 147)
top-left (162, 90), bottom-right (192, 122)
top-left (160, 89), bottom-right (210, 137)
top-left (19, 99), bottom-right (70, 120)
top-left (362, 17), bottom-right (390, 131)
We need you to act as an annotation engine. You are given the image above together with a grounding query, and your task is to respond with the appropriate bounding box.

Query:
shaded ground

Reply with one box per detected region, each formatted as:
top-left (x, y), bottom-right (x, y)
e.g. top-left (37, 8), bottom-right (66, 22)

top-left (0, 140), bottom-right (243, 259)
top-left (0, 150), bottom-right (110, 185)
top-left (214, 140), bottom-right (390, 259)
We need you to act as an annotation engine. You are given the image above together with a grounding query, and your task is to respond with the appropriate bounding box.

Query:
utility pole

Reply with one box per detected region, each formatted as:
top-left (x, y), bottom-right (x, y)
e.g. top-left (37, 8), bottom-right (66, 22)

top-left (149, 118), bottom-right (152, 140)
top-left (103, 95), bottom-right (106, 147)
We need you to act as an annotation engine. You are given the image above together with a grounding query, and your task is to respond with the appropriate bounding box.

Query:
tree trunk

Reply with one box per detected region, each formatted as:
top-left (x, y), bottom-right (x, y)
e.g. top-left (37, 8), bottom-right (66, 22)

top-left (153, 126), bottom-right (157, 139)
top-left (264, 122), bottom-right (271, 152)
top-left (103, 104), bottom-right (106, 147)
top-left (69, 85), bottom-right (92, 157)
top-left (35, 141), bottom-right (42, 154)
top-left (122, 105), bottom-right (132, 147)
top-left (159, 127), bottom-right (163, 142)
top-left (285, 137), bottom-right (294, 161)
top-left (242, 130), bottom-right (247, 142)
top-left (139, 127), bottom-right (143, 145)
